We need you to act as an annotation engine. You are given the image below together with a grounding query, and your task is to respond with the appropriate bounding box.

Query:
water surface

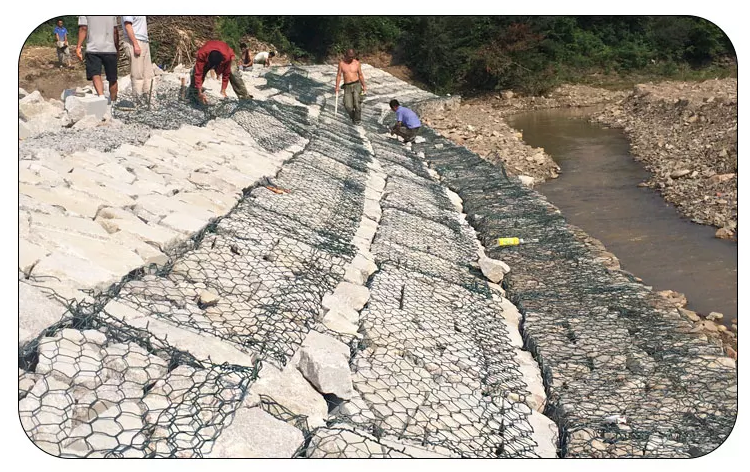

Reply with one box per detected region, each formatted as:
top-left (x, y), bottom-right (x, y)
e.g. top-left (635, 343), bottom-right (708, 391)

top-left (507, 108), bottom-right (738, 323)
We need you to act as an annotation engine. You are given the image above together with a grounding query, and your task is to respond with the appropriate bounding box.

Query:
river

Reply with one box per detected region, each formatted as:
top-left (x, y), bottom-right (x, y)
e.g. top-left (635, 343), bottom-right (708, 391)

top-left (506, 107), bottom-right (738, 324)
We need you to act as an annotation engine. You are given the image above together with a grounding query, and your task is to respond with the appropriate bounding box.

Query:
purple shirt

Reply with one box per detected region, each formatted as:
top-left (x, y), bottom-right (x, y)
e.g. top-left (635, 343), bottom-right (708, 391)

top-left (395, 106), bottom-right (421, 129)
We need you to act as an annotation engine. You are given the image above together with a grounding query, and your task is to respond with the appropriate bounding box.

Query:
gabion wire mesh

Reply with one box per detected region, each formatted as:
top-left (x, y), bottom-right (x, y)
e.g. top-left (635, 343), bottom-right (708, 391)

top-left (298, 102), bottom-right (545, 458)
top-left (410, 122), bottom-right (738, 458)
top-left (18, 308), bottom-right (258, 458)
top-left (20, 65), bottom-right (733, 459)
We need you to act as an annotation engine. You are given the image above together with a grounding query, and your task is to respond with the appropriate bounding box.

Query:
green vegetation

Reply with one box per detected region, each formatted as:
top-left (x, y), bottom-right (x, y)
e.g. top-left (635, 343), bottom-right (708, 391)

top-left (25, 16), bottom-right (79, 45)
top-left (216, 16), bottom-right (735, 95)
top-left (23, 16), bottom-right (736, 96)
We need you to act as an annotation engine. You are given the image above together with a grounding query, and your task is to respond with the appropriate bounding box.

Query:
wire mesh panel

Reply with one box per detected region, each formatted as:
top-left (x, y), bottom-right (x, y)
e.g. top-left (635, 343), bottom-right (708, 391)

top-left (18, 309), bottom-right (258, 458)
top-left (411, 125), bottom-right (738, 458)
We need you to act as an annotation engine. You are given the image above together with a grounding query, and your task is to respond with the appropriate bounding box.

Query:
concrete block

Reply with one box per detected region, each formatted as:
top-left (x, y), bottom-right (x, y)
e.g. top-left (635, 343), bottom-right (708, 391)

top-left (65, 94), bottom-right (108, 122)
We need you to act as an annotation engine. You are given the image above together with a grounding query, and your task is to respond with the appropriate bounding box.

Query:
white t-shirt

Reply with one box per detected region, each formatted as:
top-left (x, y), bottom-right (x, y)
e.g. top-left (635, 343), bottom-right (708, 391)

top-left (78, 16), bottom-right (118, 54)
top-left (122, 16), bottom-right (149, 43)
top-left (254, 52), bottom-right (270, 63)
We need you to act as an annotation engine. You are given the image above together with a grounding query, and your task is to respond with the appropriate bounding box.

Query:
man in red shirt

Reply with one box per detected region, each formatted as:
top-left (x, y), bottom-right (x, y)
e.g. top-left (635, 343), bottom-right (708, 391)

top-left (189, 40), bottom-right (250, 104)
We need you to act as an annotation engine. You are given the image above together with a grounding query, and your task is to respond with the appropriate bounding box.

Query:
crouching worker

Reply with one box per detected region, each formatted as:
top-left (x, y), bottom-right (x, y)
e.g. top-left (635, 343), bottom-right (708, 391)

top-left (189, 40), bottom-right (251, 104)
top-left (389, 99), bottom-right (421, 143)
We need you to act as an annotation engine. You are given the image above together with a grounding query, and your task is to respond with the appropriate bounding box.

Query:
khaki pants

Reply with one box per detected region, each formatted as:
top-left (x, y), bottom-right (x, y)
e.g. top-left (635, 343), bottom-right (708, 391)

top-left (393, 125), bottom-right (420, 142)
top-left (124, 40), bottom-right (154, 97)
top-left (342, 82), bottom-right (362, 123)
top-left (189, 62), bottom-right (249, 100)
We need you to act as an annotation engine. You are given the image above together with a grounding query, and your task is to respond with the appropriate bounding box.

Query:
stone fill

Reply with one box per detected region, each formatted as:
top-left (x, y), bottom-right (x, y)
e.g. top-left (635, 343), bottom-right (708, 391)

top-left (18, 63), bottom-right (735, 459)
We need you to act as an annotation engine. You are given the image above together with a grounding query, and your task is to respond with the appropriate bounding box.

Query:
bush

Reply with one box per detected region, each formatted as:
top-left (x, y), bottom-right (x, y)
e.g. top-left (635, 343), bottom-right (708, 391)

top-left (25, 16), bottom-right (79, 46)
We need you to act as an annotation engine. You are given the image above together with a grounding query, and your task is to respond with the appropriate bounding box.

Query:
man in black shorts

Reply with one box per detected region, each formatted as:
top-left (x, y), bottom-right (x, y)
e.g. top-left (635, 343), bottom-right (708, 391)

top-left (76, 16), bottom-right (119, 102)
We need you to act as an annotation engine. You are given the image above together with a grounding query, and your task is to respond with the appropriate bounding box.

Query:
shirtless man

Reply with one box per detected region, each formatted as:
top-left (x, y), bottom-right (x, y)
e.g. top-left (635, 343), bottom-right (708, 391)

top-left (335, 49), bottom-right (367, 124)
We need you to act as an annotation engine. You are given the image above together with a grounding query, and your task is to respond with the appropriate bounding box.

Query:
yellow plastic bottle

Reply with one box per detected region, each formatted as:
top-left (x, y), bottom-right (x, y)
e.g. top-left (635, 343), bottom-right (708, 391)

top-left (497, 237), bottom-right (524, 247)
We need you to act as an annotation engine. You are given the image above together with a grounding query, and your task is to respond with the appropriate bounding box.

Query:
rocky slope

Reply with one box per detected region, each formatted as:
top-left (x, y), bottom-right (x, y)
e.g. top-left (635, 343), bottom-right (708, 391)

top-left (592, 79), bottom-right (738, 238)
top-left (420, 85), bottom-right (628, 184)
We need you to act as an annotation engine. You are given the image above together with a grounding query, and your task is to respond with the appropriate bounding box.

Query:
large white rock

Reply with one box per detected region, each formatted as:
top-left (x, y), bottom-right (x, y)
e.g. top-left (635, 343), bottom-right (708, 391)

top-left (343, 252), bottom-right (378, 285)
top-left (96, 218), bottom-right (181, 249)
top-left (20, 184), bottom-right (102, 218)
top-left (65, 95), bottom-right (109, 122)
top-left (297, 331), bottom-right (353, 400)
top-left (248, 365), bottom-right (328, 428)
top-left (20, 100), bottom-right (62, 121)
top-left (160, 212), bottom-right (211, 235)
top-left (322, 306), bottom-right (360, 337)
top-left (208, 406), bottom-right (304, 457)
top-left (20, 90), bottom-right (44, 105)
top-left (528, 410), bottom-right (558, 458)
top-left (19, 119), bottom-right (31, 139)
top-left (64, 401), bottom-right (146, 455)
top-left (18, 282), bottom-right (68, 346)
top-left (19, 239), bottom-right (50, 275)
top-left (322, 282), bottom-right (370, 312)
top-left (126, 315), bottom-right (257, 368)
top-left (514, 350), bottom-right (547, 412)
top-left (445, 188), bottom-right (464, 212)
top-left (478, 255), bottom-right (511, 283)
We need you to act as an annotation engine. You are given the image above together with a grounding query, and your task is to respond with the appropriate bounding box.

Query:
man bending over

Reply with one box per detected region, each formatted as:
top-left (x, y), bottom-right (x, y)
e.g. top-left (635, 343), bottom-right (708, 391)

top-left (190, 39), bottom-right (251, 104)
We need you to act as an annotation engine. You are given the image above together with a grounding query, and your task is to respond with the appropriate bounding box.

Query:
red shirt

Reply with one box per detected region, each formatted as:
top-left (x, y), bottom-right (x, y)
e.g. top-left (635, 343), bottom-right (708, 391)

top-left (194, 40), bottom-right (235, 92)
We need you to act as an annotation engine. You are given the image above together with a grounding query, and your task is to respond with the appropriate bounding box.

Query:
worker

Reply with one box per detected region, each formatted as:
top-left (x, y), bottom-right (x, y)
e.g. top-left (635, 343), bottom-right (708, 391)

top-left (253, 50), bottom-right (276, 68)
top-left (76, 16), bottom-right (119, 102)
top-left (189, 40), bottom-right (251, 104)
top-left (389, 99), bottom-right (421, 144)
top-left (53, 19), bottom-right (71, 68)
top-left (239, 42), bottom-right (253, 71)
top-left (121, 16), bottom-right (153, 101)
top-left (335, 49), bottom-right (367, 125)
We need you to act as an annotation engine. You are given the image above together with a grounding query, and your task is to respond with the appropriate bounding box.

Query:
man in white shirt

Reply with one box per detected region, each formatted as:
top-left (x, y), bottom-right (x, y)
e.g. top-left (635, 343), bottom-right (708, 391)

top-left (122, 16), bottom-right (154, 100)
top-left (76, 16), bottom-right (119, 101)
top-left (253, 51), bottom-right (276, 68)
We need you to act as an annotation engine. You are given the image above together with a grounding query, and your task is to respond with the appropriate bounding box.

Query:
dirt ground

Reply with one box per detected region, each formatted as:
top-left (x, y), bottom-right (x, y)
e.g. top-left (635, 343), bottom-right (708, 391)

top-left (18, 46), bottom-right (89, 100)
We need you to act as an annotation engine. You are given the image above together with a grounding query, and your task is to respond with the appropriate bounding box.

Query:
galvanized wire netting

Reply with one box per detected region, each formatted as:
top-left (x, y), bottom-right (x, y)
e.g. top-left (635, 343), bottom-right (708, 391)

top-left (20, 68), bottom-right (729, 459)
top-left (303, 114), bottom-right (545, 458)
top-left (18, 307), bottom-right (259, 458)
top-left (408, 122), bottom-right (738, 458)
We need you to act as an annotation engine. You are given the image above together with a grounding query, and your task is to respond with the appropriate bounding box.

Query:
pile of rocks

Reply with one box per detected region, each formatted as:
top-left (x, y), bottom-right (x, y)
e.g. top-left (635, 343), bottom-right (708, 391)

top-left (421, 106), bottom-right (560, 184)
top-left (592, 79), bottom-right (738, 238)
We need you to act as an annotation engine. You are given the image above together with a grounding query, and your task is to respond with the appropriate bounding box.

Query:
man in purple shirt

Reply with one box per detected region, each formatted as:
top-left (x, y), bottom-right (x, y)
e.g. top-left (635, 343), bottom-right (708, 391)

top-left (389, 99), bottom-right (422, 143)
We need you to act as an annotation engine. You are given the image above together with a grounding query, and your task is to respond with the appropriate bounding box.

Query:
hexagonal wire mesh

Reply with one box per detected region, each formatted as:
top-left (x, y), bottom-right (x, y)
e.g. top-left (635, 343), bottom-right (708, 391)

top-left (18, 307), bottom-right (259, 458)
top-left (410, 121), bottom-right (738, 458)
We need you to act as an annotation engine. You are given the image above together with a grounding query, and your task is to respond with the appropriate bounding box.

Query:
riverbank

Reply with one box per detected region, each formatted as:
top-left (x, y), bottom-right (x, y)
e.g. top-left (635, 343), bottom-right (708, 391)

top-left (592, 79), bottom-right (738, 239)
top-left (418, 82), bottom-right (737, 357)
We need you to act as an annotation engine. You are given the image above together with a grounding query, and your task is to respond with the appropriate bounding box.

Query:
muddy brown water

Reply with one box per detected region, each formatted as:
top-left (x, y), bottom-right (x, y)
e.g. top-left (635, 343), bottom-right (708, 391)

top-left (506, 107), bottom-right (738, 324)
